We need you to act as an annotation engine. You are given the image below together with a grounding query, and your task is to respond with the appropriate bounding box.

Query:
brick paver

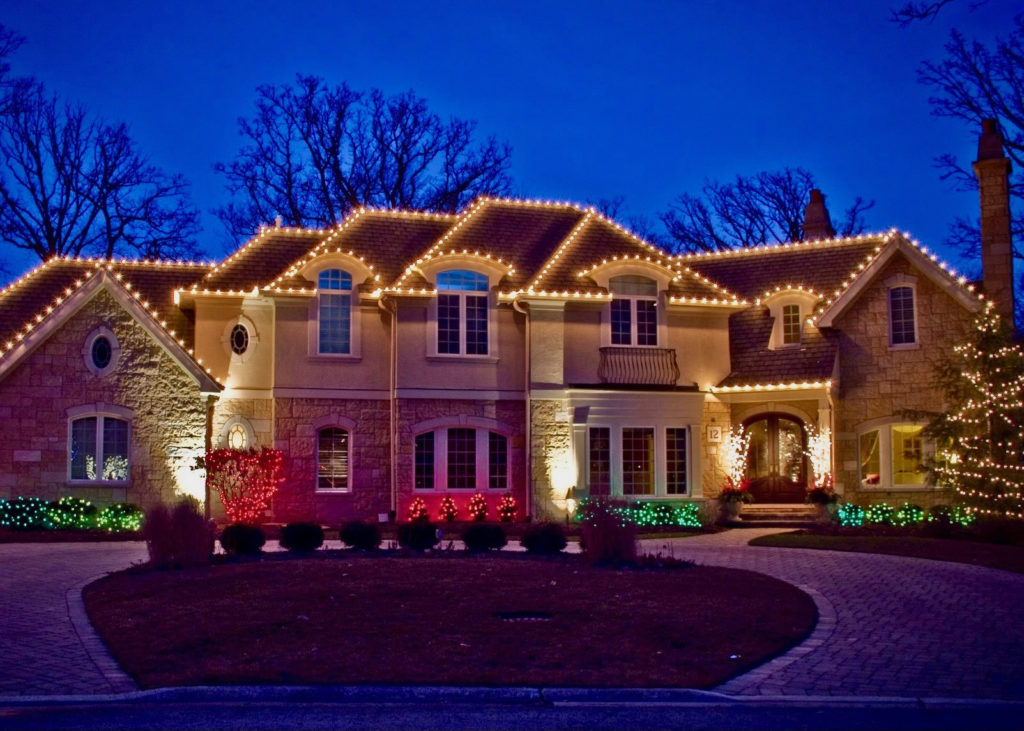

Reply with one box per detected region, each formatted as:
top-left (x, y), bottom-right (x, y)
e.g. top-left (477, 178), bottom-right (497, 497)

top-left (641, 529), bottom-right (1024, 700)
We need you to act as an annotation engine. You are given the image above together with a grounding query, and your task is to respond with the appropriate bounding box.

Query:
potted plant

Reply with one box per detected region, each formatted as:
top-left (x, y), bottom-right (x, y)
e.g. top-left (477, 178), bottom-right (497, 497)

top-left (718, 426), bottom-right (753, 522)
top-left (718, 478), bottom-right (753, 521)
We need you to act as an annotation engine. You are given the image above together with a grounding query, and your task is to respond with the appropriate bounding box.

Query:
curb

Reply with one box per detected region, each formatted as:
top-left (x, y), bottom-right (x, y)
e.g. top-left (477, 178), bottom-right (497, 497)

top-left (65, 573), bottom-right (138, 695)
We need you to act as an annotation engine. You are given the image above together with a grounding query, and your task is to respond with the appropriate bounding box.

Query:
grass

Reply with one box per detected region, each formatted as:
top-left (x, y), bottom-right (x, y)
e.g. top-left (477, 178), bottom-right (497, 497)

top-left (84, 554), bottom-right (816, 689)
top-left (750, 531), bottom-right (1024, 574)
top-left (0, 527), bottom-right (141, 543)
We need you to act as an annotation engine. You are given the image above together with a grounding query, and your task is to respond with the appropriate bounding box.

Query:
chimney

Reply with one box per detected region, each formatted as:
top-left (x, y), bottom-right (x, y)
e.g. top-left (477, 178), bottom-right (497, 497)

top-left (973, 118), bottom-right (1015, 324)
top-left (803, 189), bottom-right (836, 240)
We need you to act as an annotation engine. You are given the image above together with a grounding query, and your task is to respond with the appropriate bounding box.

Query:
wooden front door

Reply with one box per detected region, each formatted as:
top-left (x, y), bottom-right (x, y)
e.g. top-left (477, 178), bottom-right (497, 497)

top-left (744, 414), bottom-right (807, 503)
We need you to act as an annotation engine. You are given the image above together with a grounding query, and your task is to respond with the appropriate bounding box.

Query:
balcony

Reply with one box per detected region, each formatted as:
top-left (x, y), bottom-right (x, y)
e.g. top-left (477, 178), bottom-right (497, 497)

top-left (598, 347), bottom-right (680, 386)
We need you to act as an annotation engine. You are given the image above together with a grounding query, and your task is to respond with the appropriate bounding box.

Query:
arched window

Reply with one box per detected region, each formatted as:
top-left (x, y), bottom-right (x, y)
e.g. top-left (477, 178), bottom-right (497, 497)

top-left (318, 269), bottom-right (353, 354)
top-left (889, 285), bottom-right (917, 346)
top-left (69, 414), bottom-right (129, 482)
top-left (609, 275), bottom-right (658, 346)
top-left (317, 427), bottom-right (350, 490)
top-left (436, 269), bottom-right (489, 355)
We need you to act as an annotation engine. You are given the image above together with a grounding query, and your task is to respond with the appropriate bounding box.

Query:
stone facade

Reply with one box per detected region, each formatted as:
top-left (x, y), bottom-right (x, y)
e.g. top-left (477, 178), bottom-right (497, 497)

top-left (529, 398), bottom-right (574, 521)
top-left (0, 289), bottom-right (209, 508)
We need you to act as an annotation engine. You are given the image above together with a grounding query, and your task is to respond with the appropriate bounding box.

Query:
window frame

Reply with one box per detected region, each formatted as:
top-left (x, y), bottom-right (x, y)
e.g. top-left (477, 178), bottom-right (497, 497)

top-left (412, 426), bottom-right (511, 492)
top-left (316, 268), bottom-right (354, 356)
top-left (66, 405), bottom-right (132, 485)
top-left (858, 421), bottom-right (932, 490)
top-left (430, 269), bottom-right (493, 358)
top-left (82, 326), bottom-right (120, 377)
top-left (585, 424), bottom-right (690, 498)
top-left (781, 303), bottom-right (802, 345)
top-left (316, 425), bottom-right (352, 492)
top-left (888, 283), bottom-right (918, 349)
top-left (608, 275), bottom-right (660, 348)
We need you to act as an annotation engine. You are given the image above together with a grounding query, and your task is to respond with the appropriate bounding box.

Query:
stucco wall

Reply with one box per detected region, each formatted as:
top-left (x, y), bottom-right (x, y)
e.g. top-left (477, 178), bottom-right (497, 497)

top-left (0, 289), bottom-right (209, 508)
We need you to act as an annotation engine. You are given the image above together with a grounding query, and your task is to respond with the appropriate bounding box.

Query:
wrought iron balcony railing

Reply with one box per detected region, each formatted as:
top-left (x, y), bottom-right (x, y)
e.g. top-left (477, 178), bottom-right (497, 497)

top-left (598, 347), bottom-right (680, 386)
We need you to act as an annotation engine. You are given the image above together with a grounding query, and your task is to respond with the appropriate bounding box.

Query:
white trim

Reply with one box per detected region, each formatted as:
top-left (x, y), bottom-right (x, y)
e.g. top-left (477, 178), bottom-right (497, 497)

top-left (410, 421), bottom-right (513, 493)
top-left (583, 423), bottom-right (692, 498)
top-left (220, 416), bottom-right (256, 449)
top-left (221, 314), bottom-right (260, 363)
top-left (887, 276), bottom-right (919, 350)
top-left (856, 419), bottom-right (934, 491)
top-left (314, 422), bottom-right (354, 493)
top-left (307, 265), bottom-right (362, 359)
top-left (396, 388), bottom-right (523, 400)
top-left (66, 406), bottom-right (132, 485)
top-left (274, 388), bottom-right (390, 400)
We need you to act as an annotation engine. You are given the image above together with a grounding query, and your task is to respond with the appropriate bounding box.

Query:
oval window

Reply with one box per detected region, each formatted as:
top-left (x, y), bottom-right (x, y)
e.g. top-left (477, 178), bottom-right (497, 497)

top-left (227, 423), bottom-right (248, 450)
top-left (91, 336), bottom-right (112, 370)
top-left (230, 324), bottom-right (249, 355)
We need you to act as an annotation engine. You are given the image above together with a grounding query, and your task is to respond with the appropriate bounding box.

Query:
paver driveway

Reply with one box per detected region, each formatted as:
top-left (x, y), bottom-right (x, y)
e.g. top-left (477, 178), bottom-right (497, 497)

top-left (2, 533), bottom-right (1023, 699)
top-left (0, 542), bottom-right (146, 695)
top-left (642, 529), bottom-right (1024, 700)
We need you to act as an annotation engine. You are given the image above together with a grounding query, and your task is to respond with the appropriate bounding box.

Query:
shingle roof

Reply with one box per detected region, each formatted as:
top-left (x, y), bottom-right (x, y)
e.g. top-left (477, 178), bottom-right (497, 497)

top-left (718, 307), bottom-right (837, 387)
top-left (201, 229), bottom-right (327, 291)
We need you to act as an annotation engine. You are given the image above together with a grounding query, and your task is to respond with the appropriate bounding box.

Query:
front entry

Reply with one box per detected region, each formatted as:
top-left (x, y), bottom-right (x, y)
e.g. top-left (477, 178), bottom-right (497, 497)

top-left (744, 414), bottom-right (807, 503)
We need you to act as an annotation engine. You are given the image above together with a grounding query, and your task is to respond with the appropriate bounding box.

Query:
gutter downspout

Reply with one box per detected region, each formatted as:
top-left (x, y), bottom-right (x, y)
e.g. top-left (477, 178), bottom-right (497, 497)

top-left (379, 295), bottom-right (399, 517)
top-left (513, 298), bottom-right (531, 520)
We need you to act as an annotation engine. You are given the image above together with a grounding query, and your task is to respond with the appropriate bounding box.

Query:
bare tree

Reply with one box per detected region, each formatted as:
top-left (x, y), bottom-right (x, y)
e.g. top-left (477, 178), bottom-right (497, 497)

top-left (215, 76), bottom-right (513, 243)
top-left (659, 168), bottom-right (873, 254)
top-left (889, 0), bottom-right (982, 25)
top-left (587, 195), bottom-right (667, 246)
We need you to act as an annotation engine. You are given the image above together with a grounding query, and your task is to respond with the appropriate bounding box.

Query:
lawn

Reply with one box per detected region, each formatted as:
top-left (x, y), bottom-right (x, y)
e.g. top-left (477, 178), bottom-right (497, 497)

top-left (84, 554), bottom-right (816, 689)
top-left (749, 531), bottom-right (1024, 574)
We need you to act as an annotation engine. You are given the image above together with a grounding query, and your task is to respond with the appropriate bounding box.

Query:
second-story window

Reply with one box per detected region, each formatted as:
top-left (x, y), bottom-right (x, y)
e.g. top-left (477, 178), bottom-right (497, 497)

top-left (437, 270), bottom-right (488, 355)
top-left (609, 275), bottom-right (657, 346)
top-left (318, 269), bottom-right (352, 354)
top-left (782, 304), bottom-right (802, 345)
top-left (889, 285), bottom-right (916, 346)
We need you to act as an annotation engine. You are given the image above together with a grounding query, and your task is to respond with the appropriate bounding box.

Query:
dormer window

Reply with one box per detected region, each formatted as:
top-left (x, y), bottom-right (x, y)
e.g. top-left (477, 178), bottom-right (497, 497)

top-left (318, 269), bottom-right (352, 354)
top-left (782, 304), bottom-right (802, 345)
top-left (609, 275), bottom-right (658, 347)
top-left (889, 285), bottom-right (916, 346)
top-left (437, 270), bottom-right (489, 355)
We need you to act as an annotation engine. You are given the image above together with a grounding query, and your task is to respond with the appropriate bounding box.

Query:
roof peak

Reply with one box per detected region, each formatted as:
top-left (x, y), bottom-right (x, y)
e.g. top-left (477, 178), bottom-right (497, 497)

top-left (676, 231), bottom-right (894, 262)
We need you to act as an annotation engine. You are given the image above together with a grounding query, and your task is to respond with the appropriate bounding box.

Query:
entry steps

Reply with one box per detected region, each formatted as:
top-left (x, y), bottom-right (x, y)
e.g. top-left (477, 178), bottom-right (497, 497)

top-left (722, 503), bottom-right (819, 529)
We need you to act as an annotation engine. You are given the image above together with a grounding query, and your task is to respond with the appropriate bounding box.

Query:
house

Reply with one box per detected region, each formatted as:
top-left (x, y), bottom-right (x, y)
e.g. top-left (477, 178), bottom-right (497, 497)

top-left (0, 122), bottom-right (1014, 523)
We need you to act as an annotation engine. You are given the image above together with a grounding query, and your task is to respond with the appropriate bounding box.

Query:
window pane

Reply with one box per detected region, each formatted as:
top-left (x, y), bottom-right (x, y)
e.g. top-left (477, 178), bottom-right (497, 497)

top-left (636, 299), bottom-right (658, 345)
top-left (609, 275), bottom-right (657, 296)
top-left (488, 432), bottom-right (508, 490)
top-left (414, 432), bottom-right (434, 490)
top-left (102, 418), bottom-right (129, 481)
top-left (782, 304), bottom-right (801, 344)
top-left (588, 427), bottom-right (611, 496)
top-left (465, 294), bottom-right (488, 355)
top-left (666, 428), bottom-right (687, 494)
top-left (890, 287), bottom-right (916, 345)
top-left (610, 299), bottom-right (631, 345)
top-left (447, 428), bottom-right (476, 489)
top-left (892, 425), bottom-right (925, 485)
top-left (437, 270), bottom-right (488, 292)
top-left (318, 269), bottom-right (352, 291)
top-left (860, 430), bottom-right (880, 485)
top-left (71, 417), bottom-right (97, 480)
top-left (437, 293), bottom-right (460, 354)
top-left (622, 427), bottom-right (654, 495)
top-left (777, 419), bottom-right (804, 483)
top-left (319, 292), bottom-right (351, 353)
top-left (318, 428), bottom-right (349, 489)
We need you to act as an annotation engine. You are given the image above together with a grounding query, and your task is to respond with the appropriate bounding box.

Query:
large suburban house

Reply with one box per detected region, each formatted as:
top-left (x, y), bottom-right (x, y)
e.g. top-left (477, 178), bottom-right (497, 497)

top-left (0, 122), bottom-right (1015, 523)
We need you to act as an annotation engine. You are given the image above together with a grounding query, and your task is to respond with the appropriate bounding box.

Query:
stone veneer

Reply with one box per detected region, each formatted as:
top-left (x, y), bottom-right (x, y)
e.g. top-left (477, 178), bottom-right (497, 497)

top-left (529, 398), bottom-right (573, 521)
top-left (0, 289), bottom-right (209, 508)
top-left (832, 254), bottom-right (971, 508)
top-left (273, 397), bottom-right (391, 524)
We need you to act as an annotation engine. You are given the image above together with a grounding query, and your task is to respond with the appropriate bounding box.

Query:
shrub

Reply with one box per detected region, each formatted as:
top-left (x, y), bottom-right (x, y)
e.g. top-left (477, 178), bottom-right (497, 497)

top-left (497, 495), bottom-right (518, 522)
top-left (398, 520), bottom-right (439, 551)
top-left (280, 522), bottom-right (324, 552)
top-left (520, 522), bottom-right (568, 555)
top-left (864, 503), bottom-right (895, 525)
top-left (461, 523), bottom-right (507, 552)
top-left (970, 517), bottom-right (1024, 546)
top-left (437, 496), bottom-right (458, 522)
top-left (894, 503), bottom-right (924, 527)
top-left (407, 497), bottom-right (429, 522)
top-left (340, 520), bottom-right (382, 550)
top-left (580, 499), bottom-right (637, 566)
top-left (205, 447), bottom-right (284, 523)
top-left (143, 499), bottom-right (213, 569)
top-left (0, 497), bottom-right (54, 530)
top-left (467, 493), bottom-right (488, 521)
top-left (837, 503), bottom-right (865, 527)
top-left (219, 523), bottom-right (266, 556)
top-left (48, 496), bottom-right (99, 530)
top-left (97, 503), bottom-right (144, 532)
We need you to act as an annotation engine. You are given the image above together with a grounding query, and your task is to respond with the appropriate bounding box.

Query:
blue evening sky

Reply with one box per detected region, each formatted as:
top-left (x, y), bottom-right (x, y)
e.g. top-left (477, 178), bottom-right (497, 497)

top-left (1, 0), bottom-right (1013, 281)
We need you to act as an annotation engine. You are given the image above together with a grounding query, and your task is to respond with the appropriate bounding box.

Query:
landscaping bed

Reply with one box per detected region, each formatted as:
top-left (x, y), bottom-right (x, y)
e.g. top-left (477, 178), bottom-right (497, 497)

top-left (84, 555), bottom-right (816, 689)
top-left (750, 529), bottom-right (1024, 574)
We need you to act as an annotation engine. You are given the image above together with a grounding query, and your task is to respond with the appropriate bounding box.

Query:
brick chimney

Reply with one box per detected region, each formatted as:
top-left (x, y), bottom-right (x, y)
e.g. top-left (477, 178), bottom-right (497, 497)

top-left (803, 189), bottom-right (836, 240)
top-left (973, 118), bottom-right (1015, 323)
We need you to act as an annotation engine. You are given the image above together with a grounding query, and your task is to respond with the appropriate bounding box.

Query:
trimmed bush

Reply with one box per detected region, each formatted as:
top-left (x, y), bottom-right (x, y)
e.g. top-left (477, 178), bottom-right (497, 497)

top-left (864, 503), bottom-right (895, 525)
top-left (48, 496), bottom-right (99, 529)
top-left (98, 503), bottom-right (144, 532)
top-left (467, 493), bottom-right (488, 521)
top-left (520, 522), bottom-right (567, 555)
top-left (340, 520), bottom-right (382, 550)
top-left (398, 520), bottom-right (439, 551)
top-left (580, 499), bottom-right (637, 566)
top-left (894, 503), bottom-right (924, 527)
top-left (280, 522), bottom-right (324, 552)
top-left (837, 503), bottom-right (865, 527)
top-left (0, 497), bottom-right (54, 530)
top-left (461, 523), bottom-right (507, 552)
top-left (219, 523), bottom-right (266, 556)
top-left (143, 499), bottom-right (213, 569)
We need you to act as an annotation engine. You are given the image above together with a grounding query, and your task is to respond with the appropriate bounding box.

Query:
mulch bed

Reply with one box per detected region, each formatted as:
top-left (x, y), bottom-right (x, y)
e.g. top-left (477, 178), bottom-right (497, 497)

top-left (84, 554), bottom-right (816, 689)
top-left (750, 531), bottom-right (1024, 574)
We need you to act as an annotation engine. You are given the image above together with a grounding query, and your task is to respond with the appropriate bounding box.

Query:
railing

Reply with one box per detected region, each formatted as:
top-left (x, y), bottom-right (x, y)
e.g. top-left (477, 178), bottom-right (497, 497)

top-left (598, 347), bottom-right (680, 386)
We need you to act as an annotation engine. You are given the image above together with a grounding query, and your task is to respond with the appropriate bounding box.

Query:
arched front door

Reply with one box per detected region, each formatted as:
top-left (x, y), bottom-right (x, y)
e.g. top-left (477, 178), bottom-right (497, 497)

top-left (744, 414), bottom-right (807, 503)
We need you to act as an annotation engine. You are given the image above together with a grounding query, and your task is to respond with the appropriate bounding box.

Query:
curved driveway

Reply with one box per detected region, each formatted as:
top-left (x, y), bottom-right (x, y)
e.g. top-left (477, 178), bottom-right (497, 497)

top-left (1, 533), bottom-right (1023, 699)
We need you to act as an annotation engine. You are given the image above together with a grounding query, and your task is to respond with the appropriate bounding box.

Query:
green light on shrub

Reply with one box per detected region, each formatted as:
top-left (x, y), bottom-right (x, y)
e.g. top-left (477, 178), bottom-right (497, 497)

top-left (573, 499), bottom-right (701, 528)
top-left (0, 497), bottom-right (54, 530)
top-left (97, 503), bottom-right (144, 532)
top-left (865, 503), bottom-right (895, 525)
top-left (49, 496), bottom-right (98, 529)
top-left (837, 503), bottom-right (864, 527)
top-left (894, 503), bottom-right (924, 527)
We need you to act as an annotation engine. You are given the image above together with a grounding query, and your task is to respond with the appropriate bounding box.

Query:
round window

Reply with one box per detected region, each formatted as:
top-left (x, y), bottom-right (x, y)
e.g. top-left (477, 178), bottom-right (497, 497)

top-left (227, 423), bottom-right (248, 450)
top-left (230, 324), bottom-right (249, 355)
top-left (91, 336), bottom-right (112, 370)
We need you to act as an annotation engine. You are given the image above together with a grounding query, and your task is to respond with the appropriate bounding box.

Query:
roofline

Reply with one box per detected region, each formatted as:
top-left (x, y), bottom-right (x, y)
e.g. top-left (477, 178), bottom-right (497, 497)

top-left (676, 231), bottom-right (892, 263)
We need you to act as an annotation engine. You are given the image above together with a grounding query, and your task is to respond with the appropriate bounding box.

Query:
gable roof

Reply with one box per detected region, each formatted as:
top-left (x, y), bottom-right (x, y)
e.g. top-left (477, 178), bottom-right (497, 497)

top-left (201, 227), bottom-right (327, 292)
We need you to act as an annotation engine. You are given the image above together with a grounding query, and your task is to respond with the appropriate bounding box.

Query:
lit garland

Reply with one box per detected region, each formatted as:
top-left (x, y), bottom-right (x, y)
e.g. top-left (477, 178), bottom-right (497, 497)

top-left (572, 499), bottom-right (702, 528)
top-left (48, 496), bottom-right (98, 529)
top-left (0, 497), bottom-right (54, 529)
top-left (205, 447), bottom-right (284, 523)
top-left (497, 495), bottom-right (518, 522)
top-left (97, 503), bottom-right (144, 532)
top-left (467, 493), bottom-right (488, 522)
top-left (437, 496), bottom-right (458, 522)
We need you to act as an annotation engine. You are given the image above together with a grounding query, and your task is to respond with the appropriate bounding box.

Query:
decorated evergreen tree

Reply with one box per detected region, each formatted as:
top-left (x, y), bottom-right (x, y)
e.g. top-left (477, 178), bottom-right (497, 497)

top-left (928, 304), bottom-right (1024, 519)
